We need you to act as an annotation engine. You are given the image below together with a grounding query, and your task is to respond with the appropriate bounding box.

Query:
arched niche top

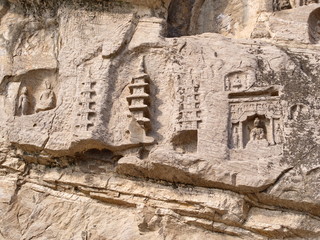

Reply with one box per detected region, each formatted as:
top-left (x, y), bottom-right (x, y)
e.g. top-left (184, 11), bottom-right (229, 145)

top-left (308, 7), bottom-right (320, 43)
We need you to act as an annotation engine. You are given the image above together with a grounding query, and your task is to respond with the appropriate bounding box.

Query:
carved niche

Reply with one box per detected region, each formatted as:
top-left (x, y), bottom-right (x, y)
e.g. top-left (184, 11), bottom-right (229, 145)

top-left (228, 88), bottom-right (283, 149)
top-left (288, 103), bottom-right (310, 120)
top-left (16, 76), bottom-right (57, 116)
top-left (224, 71), bottom-right (255, 92)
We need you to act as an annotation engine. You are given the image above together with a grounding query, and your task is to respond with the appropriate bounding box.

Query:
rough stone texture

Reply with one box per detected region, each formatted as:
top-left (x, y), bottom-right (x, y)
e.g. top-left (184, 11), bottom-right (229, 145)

top-left (0, 0), bottom-right (319, 239)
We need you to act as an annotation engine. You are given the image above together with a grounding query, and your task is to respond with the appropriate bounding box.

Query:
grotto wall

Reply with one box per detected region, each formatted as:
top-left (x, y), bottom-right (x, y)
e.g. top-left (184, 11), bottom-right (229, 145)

top-left (0, 0), bottom-right (319, 239)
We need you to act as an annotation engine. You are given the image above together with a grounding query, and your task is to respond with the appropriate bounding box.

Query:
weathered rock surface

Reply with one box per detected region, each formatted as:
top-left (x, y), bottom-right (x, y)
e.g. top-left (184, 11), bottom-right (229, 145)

top-left (0, 0), bottom-right (319, 239)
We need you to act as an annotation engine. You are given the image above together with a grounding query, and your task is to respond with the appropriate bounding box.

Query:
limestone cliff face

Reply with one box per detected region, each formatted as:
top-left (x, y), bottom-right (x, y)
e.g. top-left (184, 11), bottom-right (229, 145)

top-left (0, 0), bottom-right (320, 239)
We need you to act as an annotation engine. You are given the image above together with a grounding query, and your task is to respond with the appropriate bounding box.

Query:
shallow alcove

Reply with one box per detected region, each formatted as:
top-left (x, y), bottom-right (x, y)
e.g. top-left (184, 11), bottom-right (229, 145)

top-left (166, 0), bottom-right (231, 37)
top-left (76, 149), bottom-right (122, 163)
top-left (74, 148), bottom-right (123, 173)
top-left (167, 0), bottom-right (196, 37)
top-left (166, 0), bottom-right (255, 38)
top-left (172, 130), bottom-right (198, 153)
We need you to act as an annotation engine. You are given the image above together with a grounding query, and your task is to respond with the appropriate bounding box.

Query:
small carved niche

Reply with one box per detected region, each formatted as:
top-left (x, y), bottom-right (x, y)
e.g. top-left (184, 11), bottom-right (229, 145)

top-left (224, 71), bottom-right (255, 92)
top-left (172, 130), bottom-right (198, 153)
top-left (289, 103), bottom-right (309, 120)
top-left (308, 7), bottom-right (320, 44)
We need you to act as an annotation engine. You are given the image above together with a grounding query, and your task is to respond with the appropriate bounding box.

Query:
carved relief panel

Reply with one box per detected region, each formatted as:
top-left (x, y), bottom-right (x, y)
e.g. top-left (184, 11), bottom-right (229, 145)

top-left (288, 103), bottom-right (310, 120)
top-left (172, 79), bottom-right (202, 154)
top-left (224, 71), bottom-right (255, 92)
top-left (176, 84), bottom-right (201, 132)
top-left (75, 69), bottom-right (96, 132)
top-left (127, 74), bottom-right (152, 130)
top-left (36, 80), bottom-right (56, 113)
top-left (125, 58), bottom-right (154, 144)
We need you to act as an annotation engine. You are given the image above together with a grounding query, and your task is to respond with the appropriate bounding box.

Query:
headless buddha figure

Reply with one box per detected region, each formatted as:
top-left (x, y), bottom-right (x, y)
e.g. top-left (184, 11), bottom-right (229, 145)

top-left (246, 117), bottom-right (269, 148)
top-left (250, 117), bottom-right (266, 141)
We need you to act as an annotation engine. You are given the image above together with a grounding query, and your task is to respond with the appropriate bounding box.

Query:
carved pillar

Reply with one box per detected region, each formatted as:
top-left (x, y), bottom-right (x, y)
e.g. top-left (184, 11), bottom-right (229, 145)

top-left (239, 121), bottom-right (244, 149)
top-left (270, 117), bottom-right (275, 145)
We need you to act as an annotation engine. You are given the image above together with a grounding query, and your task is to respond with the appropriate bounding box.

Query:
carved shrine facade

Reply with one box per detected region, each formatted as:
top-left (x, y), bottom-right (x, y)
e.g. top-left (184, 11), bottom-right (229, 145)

top-left (229, 89), bottom-right (283, 150)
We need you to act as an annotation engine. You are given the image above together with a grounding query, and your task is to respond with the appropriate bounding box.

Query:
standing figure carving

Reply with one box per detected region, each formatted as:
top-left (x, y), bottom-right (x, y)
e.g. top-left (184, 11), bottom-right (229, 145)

top-left (36, 80), bottom-right (56, 113)
top-left (274, 124), bottom-right (283, 144)
top-left (18, 87), bottom-right (29, 115)
top-left (250, 117), bottom-right (265, 141)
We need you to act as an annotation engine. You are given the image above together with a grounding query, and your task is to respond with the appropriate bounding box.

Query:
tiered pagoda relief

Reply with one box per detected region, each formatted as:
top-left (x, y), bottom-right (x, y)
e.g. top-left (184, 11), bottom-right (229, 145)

top-left (172, 82), bottom-right (202, 154)
top-left (127, 75), bottom-right (151, 131)
top-left (176, 84), bottom-right (202, 131)
top-left (75, 71), bottom-right (97, 133)
top-left (126, 59), bottom-right (154, 144)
